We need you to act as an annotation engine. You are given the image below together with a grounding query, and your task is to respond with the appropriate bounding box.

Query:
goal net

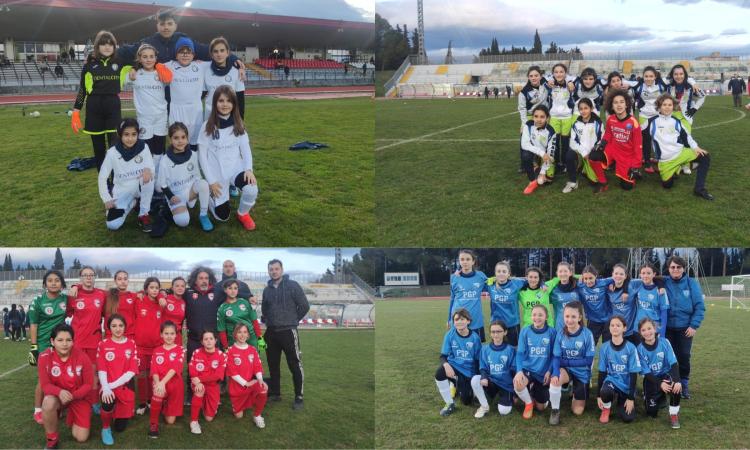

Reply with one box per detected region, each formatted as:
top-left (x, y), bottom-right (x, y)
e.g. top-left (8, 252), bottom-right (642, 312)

top-left (728, 274), bottom-right (750, 309)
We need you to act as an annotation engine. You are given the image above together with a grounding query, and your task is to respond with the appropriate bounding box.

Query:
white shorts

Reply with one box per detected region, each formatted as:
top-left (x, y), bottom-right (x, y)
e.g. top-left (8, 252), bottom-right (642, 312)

top-left (167, 184), bottom-right (198, 212)
top-left (169, 104), bottom-right (203, 145)
top-left (214, 173), bottom-right (243, 205)
top-left (137, 112), bottom-right (168, 140)
top-left (112, 182), bottom-right (152, 216)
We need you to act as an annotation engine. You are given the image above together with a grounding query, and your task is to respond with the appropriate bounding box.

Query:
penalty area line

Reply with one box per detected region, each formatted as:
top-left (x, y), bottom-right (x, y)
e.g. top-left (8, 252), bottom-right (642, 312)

top-left (0, 363), bottom-right (28, 379)
top-left (376, 138), bottom-right (519, 143)
top-left (693, 106), bottom-right (746, 130)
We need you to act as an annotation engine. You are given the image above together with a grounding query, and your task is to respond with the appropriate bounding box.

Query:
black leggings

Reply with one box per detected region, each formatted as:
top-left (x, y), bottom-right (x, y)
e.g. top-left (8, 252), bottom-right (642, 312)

top-left (642, 128), bottom-right (652, 163)
top-left (565, 150), bottom-right (579, 183)
top-left (91, 133), bottom-right (117, 172)
top-left (146, 135), bottom-right (166, 155)
top-left (643, 376), bottom-right (680, 418)
top-left (521, 149), bottom-right (541, 182)
top-left (600, 381), bottom-right (636, 423)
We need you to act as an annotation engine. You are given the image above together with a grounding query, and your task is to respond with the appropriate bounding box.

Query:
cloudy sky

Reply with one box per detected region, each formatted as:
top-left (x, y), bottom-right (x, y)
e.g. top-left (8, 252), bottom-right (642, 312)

top-left (377, 0), bottom-right (750, 61)
top-left (0, 248), bottom-right (360, 275)
top-left (106, 0), bottom-right (375, 22)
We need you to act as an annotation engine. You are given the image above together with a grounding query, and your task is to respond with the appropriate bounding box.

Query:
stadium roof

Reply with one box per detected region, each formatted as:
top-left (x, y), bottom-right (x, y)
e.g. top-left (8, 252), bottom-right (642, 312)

top-left (0, 0), bottom-right (374, 49)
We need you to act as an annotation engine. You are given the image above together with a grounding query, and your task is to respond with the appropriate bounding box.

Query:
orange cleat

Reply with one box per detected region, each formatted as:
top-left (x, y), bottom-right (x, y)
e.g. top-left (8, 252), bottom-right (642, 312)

top-left (599, 408), bottom-right (610, 424)
top-left (522, 402), bottom-right (534, 419)
top-left (523, 180), bottom-right (539, 195)
top-left (237, 212), bottom-right (256, 230)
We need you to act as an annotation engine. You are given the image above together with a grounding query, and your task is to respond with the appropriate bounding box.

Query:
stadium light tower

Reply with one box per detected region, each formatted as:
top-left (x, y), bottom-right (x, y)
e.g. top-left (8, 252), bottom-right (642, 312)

top-left (417, 0), bottom-right (427, 64)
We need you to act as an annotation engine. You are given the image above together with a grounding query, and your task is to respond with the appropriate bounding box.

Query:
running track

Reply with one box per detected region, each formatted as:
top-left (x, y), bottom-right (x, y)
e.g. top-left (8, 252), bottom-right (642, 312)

top-left (0, 85), bottom-right (374, 105)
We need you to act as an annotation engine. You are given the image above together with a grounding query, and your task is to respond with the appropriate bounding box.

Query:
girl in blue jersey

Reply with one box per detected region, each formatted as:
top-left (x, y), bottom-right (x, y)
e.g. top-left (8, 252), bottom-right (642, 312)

top-left (471, 320), bottom-right (516, 418)
top-left (486, 261), bottom-right (524, 346)
top-left (637, 318), bottom-right (682, 429)
top-left (631, 264), bottom-right (669, 338)
top-left (577, 265), bottom-right (614, 345)
top-left (550, 262), bottom-right (580, 331)
top-left (596, 315), bottom-right (642, 424)
top-left (448, 249), bottom-right (488, 341)
top-left (549, 301), bottom-right (595, 425)
top-left (435, 308), bottom-right (481, 417)
top-left (514, 305), bottom-right (556, 420)
top-left (607, 264), bottom-right (638, 345)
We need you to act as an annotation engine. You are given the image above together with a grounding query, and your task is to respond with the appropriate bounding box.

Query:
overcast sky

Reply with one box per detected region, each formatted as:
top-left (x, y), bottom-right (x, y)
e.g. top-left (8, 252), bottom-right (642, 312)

top-left (377, 0), bottom-right (750, 61)
top-left (0, 248), bottom-right (360, 275)
top-left (106, 0), bottom-right (375, 22)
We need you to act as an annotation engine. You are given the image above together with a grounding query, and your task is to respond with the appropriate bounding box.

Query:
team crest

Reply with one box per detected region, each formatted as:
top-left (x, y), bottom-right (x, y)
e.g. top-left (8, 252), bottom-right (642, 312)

top-left (154, 74), bottom-right (160, 82)
top-left (193, 293), bottom-right (198, 300)
top-left (76, 301), bottom-right (85, 310)
top-left (167, 303), bottom-right (175, 311)
top-left (208, 293), bottom-right (214, 301)
top-left (211, 360), bottom-right (219, 369)
top-left (156, 311), bottom-right (161, 319)
top-left (466, 342), bottom-right (474, 349)
top-left (94, 299), bottom-right (101, 308)
top-left (500, 355), bottom-right (508, 364)
top-left (539, 135), bottom-right (548, 145)
top-left (141, 309), bottom-right (148, 316)
top-left (66, 366), bottom-right (74, 377)
top-left (226, 309), bottom-right (234, 317)
top-left (45, 307), bottom-right (54, 315)
top-left (188, 163), bottom-right (194, 171)
top-left (542, 338), bottom-right (550, 345)
top-left (575, 341), bottom-right (583, 349)
top-left (234, 357), bottom-right (242, 366)
top-left (249, 354), bottom-right (254, 363)
top-left (225, 75), bottom-right (232, 82)
top-left (648, 294), bottom-right (654, 300)
top-left (75, 365), bottom-right (82, 376)
top-left (239, 304), bottom-right (246, 311)
top-left (112, 63), bottom-right (118, 71)
top-left (626, 123), bottom-right (633, 129)
top-left (657, 352), bottom-right (664, 359)
top-left (473, 282), bottom-right (481, 289)
top-left (683, 290), bottom-right (690, 297)
top-left (169, 352), bottom-right (177, 361)
top-left (135, 154), bottom-right (143, 163)
top-left (139, 128), bottom-right (146, 137)
top-left (191, 65), bottom-right (199, 72)
top-left (105, 351), bottom-right (116, 361)
top-left (156, 356), bottom-right (165, 365)
top-left (51, 366), bottom-right (61, 377)
top-left (620, 354), bottom-right (628, 363)
top-left (125, 350), bottom-right (132, 358)
top-left (196, 362), bottom-right (205, 371)
top-left (59, 302), bottom-right (66, 310)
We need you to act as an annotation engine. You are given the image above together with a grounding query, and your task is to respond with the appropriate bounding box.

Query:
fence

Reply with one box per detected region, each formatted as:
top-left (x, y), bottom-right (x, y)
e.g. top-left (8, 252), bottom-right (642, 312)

top-left (0, 269), bottom-right (325, 283)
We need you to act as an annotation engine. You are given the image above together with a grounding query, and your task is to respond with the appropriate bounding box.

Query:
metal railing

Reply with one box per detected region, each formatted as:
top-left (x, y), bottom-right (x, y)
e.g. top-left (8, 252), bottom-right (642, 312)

top-left (383, 55), bottom-right (414, 96)
top-left (349, 272), bottom-right (377, 300)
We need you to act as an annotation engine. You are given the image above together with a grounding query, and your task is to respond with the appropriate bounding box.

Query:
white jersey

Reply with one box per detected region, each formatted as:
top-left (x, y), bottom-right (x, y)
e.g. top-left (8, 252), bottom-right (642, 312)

top-left (570, 117), bottom-right (603, 158)
top-left (197, 120), bottom-right (253, 185)
top-left (166, 60), bottom-right (208, 107)
top-left (157, 148), bottom-right (203, 195)
top-left (648, 114), bottom-right (699, 162)
top-left (635, 81), bottom-right (667, 119)
top-left (667, 79), bottom-right (705, 124)
top-left (520, 122), bottom-right (556, 159)
top-left (203, 65), bottom-right (245, 119)
top-left (127, 68), bottom-right (168, 139)
top-left (98, 142), bottom-right (155, 203)
top-left (545, 75), bottom-right (577, 119)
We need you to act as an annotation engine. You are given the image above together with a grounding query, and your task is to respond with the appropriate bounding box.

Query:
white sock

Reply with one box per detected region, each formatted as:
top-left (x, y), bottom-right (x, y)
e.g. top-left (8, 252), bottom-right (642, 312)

top-left (238, 184), bottom-right (258, 215)
top-left (34, 407), bottom-right (41, 413)
top-left (515, 387), bottom-right (532, 405)
top-left (139, 180), bottom-right (154, 216)
top-left (497, 404), bottom-right (512, 415)
top-left (601, 401), bottom-right (611, 409)
top-left (436, 379), bottom-right (453, 405)
top-left (152, 154), bottom-right (163, 182)
top-left (194, 180), bottom-right (209, 215)
top-left (669, 405), bottom-right (680, 415)
top-left (470, 375), bottom-right (488, 408)
top-left (549, 385), bottom-right (562, 409)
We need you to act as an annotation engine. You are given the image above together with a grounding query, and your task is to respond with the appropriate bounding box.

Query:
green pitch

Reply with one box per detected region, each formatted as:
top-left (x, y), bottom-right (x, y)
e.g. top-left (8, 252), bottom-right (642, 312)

top-left (0, 96), bottom-right (374, 246)
top-left (375, 298), bottom-right (749, 448)
top-left (0, 329), bottom-right (373, 449)
top-left (375, 95), bottom-right (749, 246)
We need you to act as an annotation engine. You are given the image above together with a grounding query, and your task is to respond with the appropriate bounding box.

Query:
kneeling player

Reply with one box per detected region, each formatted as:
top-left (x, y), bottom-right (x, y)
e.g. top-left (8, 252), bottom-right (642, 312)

top-left (226, 324), bottom-right (268, 428)
top-left (471, 320), bottom-right (516, 418)
top-left (188, 330), bottom-right (226, 434)
top-left (514, 305), bottom-right (556, 419)
top-left (637, 318), bottom-right (683, 429)
top-left (596, 316), bottom-right (641, 424)
top-left (38, 324), bottom-right (93, 449)
top-left (96, 314), bottom-right (138, 445)
top-left (435, 308), bottom-right (481, 416)
top-left (158, 122), bottom-right (213, 232)
top-left (148, 321), bottom-right (184, 438)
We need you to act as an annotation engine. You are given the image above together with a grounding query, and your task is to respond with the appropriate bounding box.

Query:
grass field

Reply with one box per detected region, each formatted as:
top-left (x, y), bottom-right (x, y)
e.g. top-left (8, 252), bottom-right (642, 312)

top-left (375, 298), bottom-right (750, 449)
top-left (0, 96), bottom-right (373, 246)
top-left (0, 329), bottom-right (373, 449)
top-left (375, 71), bottom-right (395, 97)
top-left (375, 95), bottom-right (750, 246)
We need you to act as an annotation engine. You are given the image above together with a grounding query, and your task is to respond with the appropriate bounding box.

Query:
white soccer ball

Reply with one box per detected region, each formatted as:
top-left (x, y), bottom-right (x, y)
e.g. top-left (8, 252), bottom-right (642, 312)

top-left (67, 110), bottom-right (73, 117)
top-left (30, 111), bottom-right (41, 118)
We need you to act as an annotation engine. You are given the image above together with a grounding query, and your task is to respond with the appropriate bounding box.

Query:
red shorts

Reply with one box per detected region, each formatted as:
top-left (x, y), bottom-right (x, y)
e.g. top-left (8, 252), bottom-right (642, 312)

top-left (228, 382), bottom-right (267, 415)
top-left (156, 377), bottom-right (184, 417)
top-left (104, 386), bottom-right (135, 419)
top-left (137, 347), bottom-right (154, 372)
top-left (63, 398), bottom-right (92, 429)
top-left (193, 382), bottom-right (220, 418)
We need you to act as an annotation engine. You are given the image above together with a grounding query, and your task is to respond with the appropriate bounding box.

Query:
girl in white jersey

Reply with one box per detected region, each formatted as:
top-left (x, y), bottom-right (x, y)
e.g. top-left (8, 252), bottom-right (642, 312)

top-left (634, 66), bottom-right (669, 173)
top-left (98, 118), bottom-right (155, 232)
top-left (198, 86), bottom-right (259, 230)
top-left (166, 37), bottom-right (208, 149)
top-left (204, 37), bottom-right (245, 120)
top-left (157, 122), bottom-right (214, 231)
top-left (545, 63), bottom-right (576, 176)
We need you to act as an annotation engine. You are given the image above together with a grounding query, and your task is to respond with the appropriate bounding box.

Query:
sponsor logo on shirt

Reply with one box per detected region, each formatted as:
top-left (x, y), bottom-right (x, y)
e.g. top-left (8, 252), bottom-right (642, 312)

top-left (208, 293), bottom-right (215, 301)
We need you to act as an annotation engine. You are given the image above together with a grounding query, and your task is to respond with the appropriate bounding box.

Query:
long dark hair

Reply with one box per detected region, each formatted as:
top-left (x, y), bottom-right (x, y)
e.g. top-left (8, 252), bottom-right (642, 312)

top-left (204, 85), bottom-right (245, 137)
top-left (188, 266), bottom-right (217, 289)
top-left (42, 270), bottom-right (66, 289)
top-left (604, 88), bottom-right (633, 115)
top-left (562, 301), bottom-right (585, 336)
top-left (91, 30), bottom-right (117, 60)
top-left (668, 64), bottom-right (690, 87)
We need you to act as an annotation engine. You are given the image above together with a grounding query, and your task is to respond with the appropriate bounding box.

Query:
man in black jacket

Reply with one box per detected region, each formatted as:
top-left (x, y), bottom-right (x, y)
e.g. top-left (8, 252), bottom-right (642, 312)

top-left (214, 260), bottom-right (253, 305)
top-left (728, 74), bottom-right (747, 108)
top-left (262, 259), bottom-right (310, 410)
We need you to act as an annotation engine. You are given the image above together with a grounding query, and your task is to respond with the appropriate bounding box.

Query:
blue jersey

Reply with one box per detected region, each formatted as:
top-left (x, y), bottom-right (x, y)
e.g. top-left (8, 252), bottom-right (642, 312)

top-left (576, 278), bottom-right (614, 324)
top-left (553, 327), bottom-right (596, 383)
top-left (449, 271), bottom-right (488, 330)
top-left (631, 282), bottom-right (669, 334)
top-left (516, 324), bottom-right (556, 381)
top-left (665, 275), bottom-right (705, 330)
top-left (550, 281), bottom-right (581, 331)
top-left (608, 282), bottom-right (638, 336)
top-left (480, 342), bottom-right (516, 392)
top-left (637, 337), bottom-right (678, 377)
top-left (487, 278), bottom-right (525, 327)
top-left (598, 340), bottom-right (641, 395)
top-left (440, 328), bottom-right (481, 377)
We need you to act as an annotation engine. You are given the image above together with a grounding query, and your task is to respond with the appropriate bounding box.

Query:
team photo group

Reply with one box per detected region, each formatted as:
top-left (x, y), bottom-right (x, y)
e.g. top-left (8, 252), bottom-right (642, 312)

top-left (26, 259), bottom-right (309, 449)
top-left (436, 249), bottom-right (705, 429)
top-left (72, 9), bottom-right (258, 234)
top-left (516, 62), bottom-right (715, 199)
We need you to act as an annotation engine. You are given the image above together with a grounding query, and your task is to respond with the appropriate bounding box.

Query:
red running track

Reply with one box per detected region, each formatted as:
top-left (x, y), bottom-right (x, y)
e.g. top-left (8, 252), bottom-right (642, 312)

top-left (0, 85), bottom-right (375, 105)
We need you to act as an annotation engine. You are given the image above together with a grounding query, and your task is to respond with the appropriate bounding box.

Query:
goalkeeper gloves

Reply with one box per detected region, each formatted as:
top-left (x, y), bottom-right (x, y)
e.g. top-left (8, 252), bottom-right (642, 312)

top-left (71, 110), bottom-right (83, 133)
top-left (155, 63), bottom-right (173, 83)
top-left (258, 336), bottom-right (267, 351)
top-left (685, 107), bottom-right (697, 118)
top-left (29, 344), bottom-right (38, 366)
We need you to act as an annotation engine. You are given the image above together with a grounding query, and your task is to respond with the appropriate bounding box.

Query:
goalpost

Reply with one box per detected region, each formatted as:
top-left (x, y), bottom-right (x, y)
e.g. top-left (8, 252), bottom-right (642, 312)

top-left (727, 274), bottom-right (750, 309)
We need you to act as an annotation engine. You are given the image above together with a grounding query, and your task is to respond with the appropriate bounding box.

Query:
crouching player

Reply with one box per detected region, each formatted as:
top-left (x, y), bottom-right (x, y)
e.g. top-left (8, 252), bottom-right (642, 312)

top-left (596, 316), bottom-right (641, 424)
top-left (149, 321), bottom-right (185, 438)
top-left (435, 308), bottom-right (481, 416)
top-left (38, 324), bottom-right (93, 449)
top-left (188, 330), bottom-right (227, 434)
top-left (637, 318), bottom-right (683, 429)
top-left (471, 320), bottom-right (516, 418)
top-left (514, 305), bottom-right (556, 419)
top-left (226, 324), bottom-right (268, 428)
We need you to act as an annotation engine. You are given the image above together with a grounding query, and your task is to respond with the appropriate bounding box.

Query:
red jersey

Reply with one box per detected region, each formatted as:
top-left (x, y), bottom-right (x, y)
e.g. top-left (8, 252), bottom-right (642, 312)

top-left (67, 287), bottom-right (105, 350)
top-left (188, 348), bottom-right (227, 383)
top-left (96, 338), bottom-right (139, 383)
top-left (603, 114), bottom-right (642, 181)
top-left (150, 344), bottom-right (185, 379)
top-left (226, 344), bottom-right (264, 383)
top-left (38, 347), bottom-right (93, 400)
top-left (161, 294), bottom-right (186, 342)
top-left (104, 290), bottom-right (138, 339)
top-left (134, 297), bottom-right (163, 351)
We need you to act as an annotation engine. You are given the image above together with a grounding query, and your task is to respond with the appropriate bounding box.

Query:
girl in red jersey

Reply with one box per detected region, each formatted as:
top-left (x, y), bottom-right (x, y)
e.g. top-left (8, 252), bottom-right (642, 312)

top-left (149, 321), bottom-right (185, 439)
top-left (591, 89), bottom-right (643, 192)
top-left (159, 277), bottom-right (187, 346)
top-left (188, 330), bottom-right (227, 434)
top-left (134, 277), bottom-right (164, 415)
top-left (38, 323), bottom-right (94, 449)
top-left (226, 323), bottom-right (268, 428)
top-left (103, 271), bottom-right (137, 340)
top-left (96, 314), bottom-right (138, 446)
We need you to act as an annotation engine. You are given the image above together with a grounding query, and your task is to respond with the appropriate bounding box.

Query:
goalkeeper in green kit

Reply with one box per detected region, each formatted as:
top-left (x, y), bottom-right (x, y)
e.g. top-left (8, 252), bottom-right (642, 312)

top-left (518, 267), bottom-right (558, 329)
top-left (217, 279), bottom-right (264, 350)
top-left (28, 270), bottom-right (69, 425)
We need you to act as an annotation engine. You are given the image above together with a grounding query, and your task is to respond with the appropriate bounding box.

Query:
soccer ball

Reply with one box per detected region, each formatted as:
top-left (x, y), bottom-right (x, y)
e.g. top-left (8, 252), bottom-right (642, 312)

top-left (30, 111), bottom-right (41, 118)
top-left (67, 110), bottom-right (73, 117)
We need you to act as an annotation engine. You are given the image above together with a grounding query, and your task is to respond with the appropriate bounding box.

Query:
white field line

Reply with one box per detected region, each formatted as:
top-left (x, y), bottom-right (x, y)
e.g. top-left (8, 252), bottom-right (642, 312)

top-left (376, 138), bottom-right (518, 143)
top-left (0, 363), bottom-right (28, 379)
top-left (375, 110), bottom-right (517, 151)
top-left (692, 107), bottom-right (746, 130)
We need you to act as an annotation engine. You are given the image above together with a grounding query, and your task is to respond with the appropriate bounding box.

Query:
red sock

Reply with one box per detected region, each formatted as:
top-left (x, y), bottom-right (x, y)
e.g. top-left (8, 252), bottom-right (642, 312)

top-left (253, 391), bottom-right (267, 416)
top-left (46, 432), bottom-right (59, 442)
top-left (591, 162), bottom-right (607, 183)
top-left (150, 396), bottom-right (163, 426)
top-left (190, 395), bottom-right (203, 422)
top-left (101, 409), bottom-right (113, 429)
top-left (137, 376), bottom-right (149, 405)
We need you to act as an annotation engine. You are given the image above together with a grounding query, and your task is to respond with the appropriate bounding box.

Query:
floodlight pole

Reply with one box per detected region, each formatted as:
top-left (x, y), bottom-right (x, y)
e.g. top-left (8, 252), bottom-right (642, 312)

top-left (417, 0), bottom-right (427, 64)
